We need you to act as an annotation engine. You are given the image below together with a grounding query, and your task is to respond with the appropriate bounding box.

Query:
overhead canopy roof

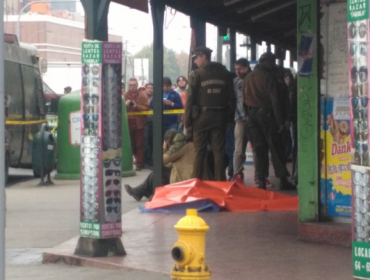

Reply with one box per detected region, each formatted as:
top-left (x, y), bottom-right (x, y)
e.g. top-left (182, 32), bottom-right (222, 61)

top-left (155, 0), bottom-right (297, 52)
top-left (112, 0), bottom-right (149, 13)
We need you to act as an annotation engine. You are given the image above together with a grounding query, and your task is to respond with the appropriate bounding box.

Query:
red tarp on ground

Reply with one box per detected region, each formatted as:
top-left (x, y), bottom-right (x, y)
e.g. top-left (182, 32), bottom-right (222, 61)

top-left (144, 179), bottom-right (298, 212)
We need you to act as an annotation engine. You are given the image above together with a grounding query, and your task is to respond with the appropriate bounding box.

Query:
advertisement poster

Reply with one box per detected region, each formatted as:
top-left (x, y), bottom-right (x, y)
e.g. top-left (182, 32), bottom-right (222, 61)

top-left (321, 98), bottom-right (352, 217)
top-left (79, 41), bottom-right (122, 239)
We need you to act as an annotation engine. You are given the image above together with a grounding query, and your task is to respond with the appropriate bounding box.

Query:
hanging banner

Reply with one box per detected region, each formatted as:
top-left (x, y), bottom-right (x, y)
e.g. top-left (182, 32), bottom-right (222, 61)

top-left (79, 41), bottom-right (122, 239)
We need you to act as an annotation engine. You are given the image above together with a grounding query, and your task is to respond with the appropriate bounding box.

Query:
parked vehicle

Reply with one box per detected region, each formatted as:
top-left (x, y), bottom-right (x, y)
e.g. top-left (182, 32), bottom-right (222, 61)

top-left (4, 34), bottom-right (47, 181)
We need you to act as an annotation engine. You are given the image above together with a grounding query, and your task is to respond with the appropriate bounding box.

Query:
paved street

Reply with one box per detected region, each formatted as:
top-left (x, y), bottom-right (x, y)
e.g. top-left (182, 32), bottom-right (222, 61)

top-left (4, 166), bottom-right (352, 280)
top-left (5, 168), bottom-right (170, 279)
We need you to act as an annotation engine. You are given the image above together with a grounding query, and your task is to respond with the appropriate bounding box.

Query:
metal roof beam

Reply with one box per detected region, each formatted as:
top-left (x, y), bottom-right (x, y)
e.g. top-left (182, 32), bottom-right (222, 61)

top-left (251, 1), bottom-right (296, 22)
top-left (237, 0), bottom-right (273, 14)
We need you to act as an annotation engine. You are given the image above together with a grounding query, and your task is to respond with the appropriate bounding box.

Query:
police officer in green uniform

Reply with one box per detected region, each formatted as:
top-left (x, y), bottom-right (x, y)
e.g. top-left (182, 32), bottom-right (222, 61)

top-left (185, 46), bottom-right (235, 181)
top-left (243, 52), bottom-right (294, 190)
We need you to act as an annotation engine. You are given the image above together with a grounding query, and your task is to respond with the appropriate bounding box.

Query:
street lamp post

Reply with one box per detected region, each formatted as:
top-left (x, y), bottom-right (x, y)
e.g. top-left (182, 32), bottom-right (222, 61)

top-left (17, 0), bottom-right (79, 41)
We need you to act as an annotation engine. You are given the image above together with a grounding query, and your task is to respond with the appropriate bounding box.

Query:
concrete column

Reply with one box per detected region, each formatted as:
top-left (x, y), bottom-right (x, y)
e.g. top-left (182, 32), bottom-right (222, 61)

top-left (229, 29), bottom-right (236, 72)
top-left (151, 0), bottom-right (165, 188)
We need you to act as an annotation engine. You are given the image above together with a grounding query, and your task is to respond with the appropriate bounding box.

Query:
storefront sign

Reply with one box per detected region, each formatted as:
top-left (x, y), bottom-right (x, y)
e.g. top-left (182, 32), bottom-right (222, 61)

top-left (348, 0), bottom-right (369, 22)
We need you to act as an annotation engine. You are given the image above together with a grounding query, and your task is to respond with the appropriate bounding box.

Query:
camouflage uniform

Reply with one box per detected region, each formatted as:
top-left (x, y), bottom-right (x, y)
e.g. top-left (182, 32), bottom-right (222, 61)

top-left (185, 61), bottom-right (235, 181)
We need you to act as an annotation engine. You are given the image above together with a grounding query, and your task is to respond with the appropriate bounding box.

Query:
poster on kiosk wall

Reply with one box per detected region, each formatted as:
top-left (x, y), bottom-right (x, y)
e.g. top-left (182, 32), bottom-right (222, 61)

top-left (79, 41), bottom-right (123, 239)
top-left (321, 98), bottom-right (352, 217)
top-left (348, 0), bottom-right (370, 278)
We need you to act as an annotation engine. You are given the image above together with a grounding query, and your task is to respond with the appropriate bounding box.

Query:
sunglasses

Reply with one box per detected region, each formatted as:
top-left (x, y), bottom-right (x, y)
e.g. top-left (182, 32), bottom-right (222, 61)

top-left (83, 184), bottom-right (98, 194)
top-left (354, 130), bottom-right (368, 142)
top-left (105, 190), bottom-right (121, 197)
top-left (351, 84), bottom-right (368, 97)
top-left (83, 193), bottom-right (98, 203)
top-left (355, 197), bottom-right (369, 214)
top-left (103, 158), bottom-right (121, 168)
top-left (351, 66), bottom-right (368, 85)
top-left (106, 197), bottom-right (121, 204)
top-left (354, 184), bottom-right (370, 201)
top-left (83, 165), bottom-right (98, 176)
top-left (82, 175), bottom-right (98, 185)
top-left (350, 42), bottom-right (367, 57)
top-left (106, 206), bottom-right (120, 213)
top-left (82, 201), bottom-right (99, 211)
top-left (92, 65), bottom-right (100, 75)
top-left (105, 179), bottom-right (120, 187)
top-left (82, 147), bottom-right (99, 155)
top-left (83, 114), bottom-right (99, 122)
top-left (349, 22), bottom-right (367, 39)
top-left (105, 169), bottom-right (121, 177)
top-left (353, 170), bottom-right (370, 186)
top-left (82, 136), bottom-right (100, 145)
top-left (83, 105), bottom-right (98, 114)
top-left (83, 93), bottom-right (99, 105)
top-left (352, 108), bottom-right (368, 120)
top-left (352, 97), bottom-right (368, 109)
top-left (83, 77), bottom-right (90, 87)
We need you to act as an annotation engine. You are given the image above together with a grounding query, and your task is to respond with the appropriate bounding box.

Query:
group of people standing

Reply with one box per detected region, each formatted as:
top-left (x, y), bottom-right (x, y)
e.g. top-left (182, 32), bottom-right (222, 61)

top-left (123, 45), bottom-right (297, 201)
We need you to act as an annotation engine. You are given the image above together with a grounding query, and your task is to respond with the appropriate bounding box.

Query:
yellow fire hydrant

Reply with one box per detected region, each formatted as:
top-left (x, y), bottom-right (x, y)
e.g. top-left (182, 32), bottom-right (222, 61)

top-left (171, 209), bottom-right (211, 280)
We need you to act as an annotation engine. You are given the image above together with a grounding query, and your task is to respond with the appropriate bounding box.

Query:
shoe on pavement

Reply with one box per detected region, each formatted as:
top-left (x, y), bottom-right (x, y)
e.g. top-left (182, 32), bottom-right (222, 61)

top-left (258, 178), bottom-right (266, 190)
top-left (124, 184), bottom-right (142, 201)
top-left (265, 179), bottom-right (273, 188)
top-left (234, 173), bottom-right (244, 184)
top-left (255, 178), bottom-right (273, 188)
top-left (136, 166), bottom-right (142, 171)
top-left (279, 178), bottom-right (296, 190)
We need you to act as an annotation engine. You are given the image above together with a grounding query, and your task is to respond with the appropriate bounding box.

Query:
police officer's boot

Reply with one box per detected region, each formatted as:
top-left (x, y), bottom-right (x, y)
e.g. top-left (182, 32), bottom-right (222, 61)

top-left (258, 178), bottom-right (266, 190)
top-left (279, 177), bottom-right (296, 191)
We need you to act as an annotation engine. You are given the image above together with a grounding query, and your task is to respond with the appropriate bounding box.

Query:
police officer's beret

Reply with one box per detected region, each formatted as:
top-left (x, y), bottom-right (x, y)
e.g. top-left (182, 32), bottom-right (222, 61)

top-left (259, 52), bottom-right (276, 61)
top-left (192, 46), bottom-right (213, 58)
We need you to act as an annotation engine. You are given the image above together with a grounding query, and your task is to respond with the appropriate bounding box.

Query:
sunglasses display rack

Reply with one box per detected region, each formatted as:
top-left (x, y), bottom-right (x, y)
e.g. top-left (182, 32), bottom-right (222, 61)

top-left (352, 165), bottom-right (370, 242)
top-left (79, 41), bottom-right (123, 239)
top-left (349, 20), bottom-right (370, 167)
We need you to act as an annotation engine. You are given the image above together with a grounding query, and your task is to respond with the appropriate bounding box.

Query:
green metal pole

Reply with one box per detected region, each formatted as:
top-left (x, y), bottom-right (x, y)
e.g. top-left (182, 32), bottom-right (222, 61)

top-left (297, 0), bottom-right (320, 222)
top-left (81, 0), bottom-right (110, 41)
top-left (151, 0), bottom-right (165, 188)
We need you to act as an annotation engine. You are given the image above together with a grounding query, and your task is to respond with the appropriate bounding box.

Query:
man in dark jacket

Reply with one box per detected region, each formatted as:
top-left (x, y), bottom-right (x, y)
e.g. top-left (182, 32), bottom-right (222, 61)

top-left (150, 77), bottom-right (183, 135)
top-left (243, 52), bottom-right (294, 190)
top-left (185, 46), bottom-right (235, 181)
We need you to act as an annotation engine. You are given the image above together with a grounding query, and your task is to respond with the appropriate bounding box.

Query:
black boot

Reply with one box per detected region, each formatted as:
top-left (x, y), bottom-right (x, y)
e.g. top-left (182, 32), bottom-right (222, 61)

top-left (124, 184), bottom-right (143, 201)
top-left (258, 178), bottom-right (266, 190)
top-left (279, 177), bottom-right (296, 190)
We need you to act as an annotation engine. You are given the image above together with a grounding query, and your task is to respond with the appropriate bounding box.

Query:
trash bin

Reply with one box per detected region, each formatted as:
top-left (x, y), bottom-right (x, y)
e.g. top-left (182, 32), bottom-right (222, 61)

top-left (32, 126), bottom-right (56, 177)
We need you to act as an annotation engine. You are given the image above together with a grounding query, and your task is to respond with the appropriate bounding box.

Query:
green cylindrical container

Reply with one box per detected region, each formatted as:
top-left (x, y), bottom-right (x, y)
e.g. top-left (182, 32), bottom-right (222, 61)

top-left (121, 96), bottom-right (135, 177)
top-left (54, 93), bottom-right (81, 179)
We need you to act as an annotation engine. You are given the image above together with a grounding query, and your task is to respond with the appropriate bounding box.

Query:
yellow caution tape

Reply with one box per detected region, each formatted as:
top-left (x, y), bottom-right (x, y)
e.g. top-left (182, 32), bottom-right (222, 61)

top-left (51, 124), bottom-right (58, 134)
top-left (6, 116), bottom-right (58, 125)
top-left (127, 109), bottom-right (184, 116)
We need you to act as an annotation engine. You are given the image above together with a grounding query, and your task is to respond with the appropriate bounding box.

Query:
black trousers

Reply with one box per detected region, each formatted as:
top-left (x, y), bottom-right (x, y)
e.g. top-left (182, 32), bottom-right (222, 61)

top-left (135, 167), bottom-right (171, 198)
top-left (192, 112), bottom-right (227, 181)
top-left (247, 107), bottom-right (289, 179)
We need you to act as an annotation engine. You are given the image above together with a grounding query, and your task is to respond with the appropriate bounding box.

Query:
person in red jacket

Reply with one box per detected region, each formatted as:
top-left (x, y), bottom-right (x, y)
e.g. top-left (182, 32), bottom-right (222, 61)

top-left (123, 78), bottom-right (149, 171)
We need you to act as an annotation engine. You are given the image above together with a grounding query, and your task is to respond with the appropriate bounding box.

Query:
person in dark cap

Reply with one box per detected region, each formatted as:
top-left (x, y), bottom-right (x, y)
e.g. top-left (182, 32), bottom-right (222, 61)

top-left (185, 46), bottom-right (235, 181)
top-left (243, 52), bottom-right (294, 190)
top-left (64, 86), bottom-right (72, 94)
